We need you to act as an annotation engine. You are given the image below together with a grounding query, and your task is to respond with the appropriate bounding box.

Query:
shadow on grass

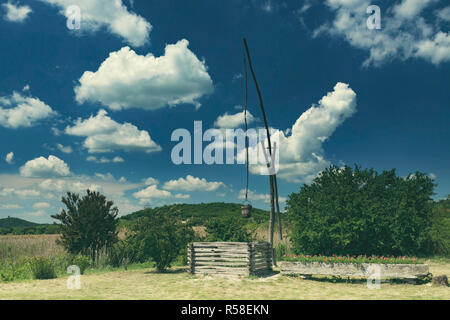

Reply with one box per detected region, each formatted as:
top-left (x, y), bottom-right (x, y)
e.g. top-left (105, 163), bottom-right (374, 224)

top-left (285, 275), bottom-right (427, 285)
top-left (144, 267), bottom-right (188, 275)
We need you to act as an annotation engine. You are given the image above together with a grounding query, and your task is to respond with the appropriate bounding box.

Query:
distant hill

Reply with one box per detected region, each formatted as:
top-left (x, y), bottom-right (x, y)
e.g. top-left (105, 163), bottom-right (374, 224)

top-left (0, 217), bottom-right (39, 228)
top-left (120, 202), bottom-right (272, 224)
top-left (0, 217), bottom-right (59, 235)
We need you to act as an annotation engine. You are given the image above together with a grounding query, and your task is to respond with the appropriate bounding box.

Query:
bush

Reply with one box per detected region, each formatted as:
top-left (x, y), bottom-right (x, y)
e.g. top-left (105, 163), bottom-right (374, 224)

top-left (29, 257), bottom-right (56, 280)
top-left (428, 196), bottom-right (450, 256)
top-left (68, 254), bottom-right (91, 274)
top-left (287, 165), bottom-right (435, 256)
top-left (205, 217), bottom-right (251, 242)
top-left (127, 212), bottom-right (194, 272)
top-left (105, 241), bottom-right (131, 268)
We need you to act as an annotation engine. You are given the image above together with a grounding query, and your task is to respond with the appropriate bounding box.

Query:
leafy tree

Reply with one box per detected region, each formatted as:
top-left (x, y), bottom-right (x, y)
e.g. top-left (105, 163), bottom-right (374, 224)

top-left (51, 190), bottom-right (119, 264)
top-left (286, 165), bottom-right (435, 256)
top-left (428, 195), bottom-right (450, 256)
top-left (205, 216), bottom-right (251, 242)
top-left (127, 211), bottom-right (194, 272)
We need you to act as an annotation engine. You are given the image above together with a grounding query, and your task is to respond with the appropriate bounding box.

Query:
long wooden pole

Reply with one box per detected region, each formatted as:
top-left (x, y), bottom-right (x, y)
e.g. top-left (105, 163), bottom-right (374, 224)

top-left (243, 38), bottom-right (278, 266)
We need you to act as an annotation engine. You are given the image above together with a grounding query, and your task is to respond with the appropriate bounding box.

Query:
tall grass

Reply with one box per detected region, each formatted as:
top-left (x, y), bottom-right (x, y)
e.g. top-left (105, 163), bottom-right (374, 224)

top-left (0, 234), bottom-right (65, 262)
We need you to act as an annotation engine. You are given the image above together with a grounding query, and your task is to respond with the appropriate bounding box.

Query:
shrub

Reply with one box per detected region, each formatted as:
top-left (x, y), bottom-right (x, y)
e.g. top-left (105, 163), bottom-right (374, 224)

top-left (29, 257), bottom-right (56, 280)
top-left (127, 212), bottom-right (194, 272)
top-left (69, 254), bottom-right (91, 274)
top-left (205, 217), bottom-right (251, 242)
top-left (428, 196), bottom-right (450, 256)
top-left (287, 165), bottom-right (435, 256)
top-left (105, 241), bottom-right (131, 268)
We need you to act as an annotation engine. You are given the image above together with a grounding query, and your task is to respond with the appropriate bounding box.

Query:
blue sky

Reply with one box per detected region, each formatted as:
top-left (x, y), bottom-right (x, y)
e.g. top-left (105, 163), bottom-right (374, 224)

top-left (0, 0), bottom-right (449, 223)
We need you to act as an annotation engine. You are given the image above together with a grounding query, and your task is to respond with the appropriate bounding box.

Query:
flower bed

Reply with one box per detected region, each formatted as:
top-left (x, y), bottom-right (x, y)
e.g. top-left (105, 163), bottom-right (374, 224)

top-left (281, 254), bottom-right (423, 264)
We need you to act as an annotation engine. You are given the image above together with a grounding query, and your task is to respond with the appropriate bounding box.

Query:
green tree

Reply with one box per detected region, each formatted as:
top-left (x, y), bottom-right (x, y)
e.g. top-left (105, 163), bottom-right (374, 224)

top-left (51, 190), bottom-right (119, 264)
top-left (286, 165), bottom-right (435, 256)
top-left (428, 195), bottom-right (450, 256)
top-left (127, 211), bottom-right (194, 272)
top-left (205, 216), bottom-right (251, 242)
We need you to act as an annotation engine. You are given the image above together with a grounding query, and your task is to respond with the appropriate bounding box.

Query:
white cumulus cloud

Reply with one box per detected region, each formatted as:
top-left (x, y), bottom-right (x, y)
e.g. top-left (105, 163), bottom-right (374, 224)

top-left (20, 155), bottom-right (71, 178)
top-left (163, 175), bottom-right (225, 192)
top-left (214, 110), bottom-right (256, 128)
top-left (65, 109), bottom-right (161, 153)
top-left (40, 0), bottom-right (151, 46)
top-left (132, 185), bottom-right (190, 204)
top-left (240, 82), bottom-right (357, 183)
top-left (74, 39), bottom-right (214, 111)
top-left (0, 91), bottom-right (56, 129)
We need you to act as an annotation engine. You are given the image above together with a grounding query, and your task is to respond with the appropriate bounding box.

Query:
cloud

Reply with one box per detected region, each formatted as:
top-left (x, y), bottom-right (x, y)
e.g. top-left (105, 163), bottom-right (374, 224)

top-left (40, 0), bottom-right (151, 46)
top-left (5, 152), bottom-right (14, 164)
top-left (0, 91), bottom-right (57, 129)
top-left (0, 203), bottom-right (22, 210)
top-left (2, 1), bottom-right (32, 23)
top-left (309, 0), bottom-right (450, 66)
top-left (74, 39), bottom-right (214, 111)
top-left (27, 210), bottom-right (46, 217)
top-left (132, 185), bottom-right (190, 204)
top-left (144, 177), bottom-right (159, 186)
top-left (214, 110), bottom-right (256, 128)
top-left (238, 189), bottom-right (286, 204)
top-left (241, 82), bottom-right (357, 183)
top-left (162, 175), bottom-right (225, 192)
top-left (65, 109), bottom-right (161, 153)
top-left (87, 155), bottom-right (124, 163)
top-left (0, 187), bottom-right (41, 197)
top-left (0, 173), bottom-right (142, 217)
top-left (56, 144), bottom-right (73, 154)
top-left (261, 0), bottom-right (274, 13)
top-left (20, 155), bottom-right (71, 178)
top-left (436, 6), bottom-right (450, 22)
top-left (33, 202), bottom-right (51, 209)
top-left (95, 172), bottom-right (115, 181)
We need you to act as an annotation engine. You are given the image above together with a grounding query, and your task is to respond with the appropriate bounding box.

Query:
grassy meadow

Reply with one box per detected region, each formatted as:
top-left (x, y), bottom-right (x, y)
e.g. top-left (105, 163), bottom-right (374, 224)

top-left (0, 233), bottom-right (449, 300)
top-left (0, 261), bottom-right (449, 300)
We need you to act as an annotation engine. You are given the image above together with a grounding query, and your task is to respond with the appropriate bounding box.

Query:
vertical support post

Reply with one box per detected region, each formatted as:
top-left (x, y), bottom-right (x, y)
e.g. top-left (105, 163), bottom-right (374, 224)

top-left (188, 243), bottom-right (195, 274)
top-left (274, 175), bottom-right (282, 240)
top-left (248, 242), bottom-right (254, 276)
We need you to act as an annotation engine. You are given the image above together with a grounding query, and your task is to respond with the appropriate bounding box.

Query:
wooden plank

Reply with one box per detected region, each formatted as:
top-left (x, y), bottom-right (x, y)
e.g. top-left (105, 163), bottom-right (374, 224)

top-left (195, 265), bottom-right (249, 272)
top-left (192, 247), bottom-right (249, 253)
top-left (195, 251), bottom-right (248, 257)
top-left (193, 242), bottom-right (249, 247)
top-left (192, 257), bottom-right (248, 261)
top-left (194, 261), bottom-right (249, 267)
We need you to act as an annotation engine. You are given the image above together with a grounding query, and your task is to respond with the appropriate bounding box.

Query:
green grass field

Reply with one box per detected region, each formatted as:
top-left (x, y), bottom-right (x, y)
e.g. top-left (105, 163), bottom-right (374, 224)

top-left (1, 259), bottom-right (448, 300)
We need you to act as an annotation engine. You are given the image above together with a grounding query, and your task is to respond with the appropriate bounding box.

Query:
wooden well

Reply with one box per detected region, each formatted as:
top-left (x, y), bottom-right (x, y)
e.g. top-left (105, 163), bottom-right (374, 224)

top-left (188, 242), bottom-right (272, 277)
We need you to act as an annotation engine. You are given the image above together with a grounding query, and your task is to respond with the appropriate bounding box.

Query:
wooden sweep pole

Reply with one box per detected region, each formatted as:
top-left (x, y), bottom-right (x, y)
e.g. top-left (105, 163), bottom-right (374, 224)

top-left (243, 38), bottom-right (278, 266)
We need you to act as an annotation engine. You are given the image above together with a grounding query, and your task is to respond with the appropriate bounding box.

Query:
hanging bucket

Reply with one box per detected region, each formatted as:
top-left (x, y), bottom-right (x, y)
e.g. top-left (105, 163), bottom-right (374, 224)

top-left (241, 202), bottom-right (252, 218)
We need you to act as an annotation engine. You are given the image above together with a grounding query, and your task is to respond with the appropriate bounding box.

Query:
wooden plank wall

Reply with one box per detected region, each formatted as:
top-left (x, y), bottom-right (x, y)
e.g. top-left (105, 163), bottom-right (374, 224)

top-left (188, 242), bottom-right (272, 277)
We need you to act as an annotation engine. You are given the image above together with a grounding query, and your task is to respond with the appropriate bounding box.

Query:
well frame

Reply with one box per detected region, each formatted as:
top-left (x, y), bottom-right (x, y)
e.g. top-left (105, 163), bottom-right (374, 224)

top-left (188, 242), bottom-right (273, 277)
